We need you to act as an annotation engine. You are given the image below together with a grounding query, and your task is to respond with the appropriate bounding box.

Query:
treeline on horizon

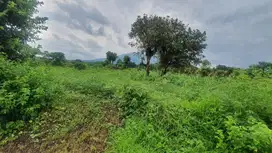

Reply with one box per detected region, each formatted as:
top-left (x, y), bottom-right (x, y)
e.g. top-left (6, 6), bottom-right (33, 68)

top-left (19, 49), bottom-right (272, 79)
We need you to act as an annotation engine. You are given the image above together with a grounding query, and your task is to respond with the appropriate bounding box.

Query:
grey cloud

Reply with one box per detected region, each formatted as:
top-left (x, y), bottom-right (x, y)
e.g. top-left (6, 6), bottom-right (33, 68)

top-left (40, 33), bottom-right (103, 60)
top-left (56, 2), bottom-right (110, 25)
top-left (52, 1), bottom-right (109, 36)
top-left (206, 1), bottom-right (272, 25)
top-left (68, 33), bottom-right (102, 51)
top-left (41, 38), bottom-right (93, 59)
top-left (52, 34), bottom-right (61, 40)
top-left (40, 0), bottom-right (272, 66)
top-left (184, 0), bottom-right (272, 67)
top-left (117, 36), bottom-right (128, 48)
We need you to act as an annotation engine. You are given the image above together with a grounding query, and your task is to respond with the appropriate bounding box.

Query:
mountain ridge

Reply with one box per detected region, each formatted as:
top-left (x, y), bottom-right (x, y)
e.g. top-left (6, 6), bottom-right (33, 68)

top-left (83, 53), bottom-right (158, 64)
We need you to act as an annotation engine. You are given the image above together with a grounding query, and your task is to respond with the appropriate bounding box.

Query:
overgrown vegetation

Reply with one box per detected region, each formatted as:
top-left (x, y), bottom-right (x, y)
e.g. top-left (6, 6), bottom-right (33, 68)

top-left (1, 0), bottom-right (272, 152)
top-left (0, 56), bottom-right (61, 145)
top-left (1, 54), bottom-right (272, 152)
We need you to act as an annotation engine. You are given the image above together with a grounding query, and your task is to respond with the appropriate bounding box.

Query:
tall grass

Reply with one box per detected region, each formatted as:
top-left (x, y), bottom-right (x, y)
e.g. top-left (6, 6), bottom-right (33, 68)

top-left (1, 61), bottom-right (272, 152)
top-left (48, 67), bottom-right (272, 152)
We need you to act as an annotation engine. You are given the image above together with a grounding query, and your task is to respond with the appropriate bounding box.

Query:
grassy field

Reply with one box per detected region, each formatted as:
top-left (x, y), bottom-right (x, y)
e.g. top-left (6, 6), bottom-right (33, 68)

top-left (1, 65), bottom-right (272, 153)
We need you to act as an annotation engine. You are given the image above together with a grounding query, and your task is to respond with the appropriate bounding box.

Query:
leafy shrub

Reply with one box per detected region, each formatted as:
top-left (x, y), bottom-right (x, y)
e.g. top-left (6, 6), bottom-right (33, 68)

top-left (118, 86), bottom-right (149, 117)
top-left (111, 78), bottom-right (272, 153)
top-left (216, 116), bottom-right (272, 152)
top-left (0, 56), bottom-right (61, 143)
top-left (198, 68), bottom-right (212, 77)
top-left (74, 62), bottom-right (87, 70)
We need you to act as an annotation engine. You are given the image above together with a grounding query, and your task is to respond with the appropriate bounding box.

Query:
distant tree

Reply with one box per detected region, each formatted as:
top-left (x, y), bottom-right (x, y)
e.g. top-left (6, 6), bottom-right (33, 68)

top-left (127, 62), bottom-right (137, 68)
top-left (116, 59), bottom-right (123, 67)
top-left (123, 55), bottom-right (131, 67)
top-left (49, 52), bottom-right (66, 66)
top-left (247, 69), bottom-right (255, 79)
top-left (73, 59), bottom-right (87, 70)
top-left (214, 64), bottom-right (234, 77)
top-left (74, 59), bottom-right (82, 62)
top-left (0, 0), bottom-right (48, 60)
top-left (106, 51), bottom-right (117, 64)
top-left (103, 59), bottom-right (111, 66)
top-left (20, 44), bottom-right (43, 59)
top-left (201, 60), bottom-right (211, 68)
top-left (257, 61), bottom-right (271, 76)
top-left (216, 65), bottom-right (229, 70)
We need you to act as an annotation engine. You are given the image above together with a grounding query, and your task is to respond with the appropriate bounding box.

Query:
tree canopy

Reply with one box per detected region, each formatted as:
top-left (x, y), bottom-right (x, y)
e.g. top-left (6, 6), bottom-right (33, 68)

top-left (47, 52), bottom-right (66, 66)
top-left (0, 0), bottom-right (48, 60)
top-left (129, 14), bottom-right (207, 76)
top-left (106, 51), bottom-right (117, 64)
top-left (201, 59), bottom-right (211, 68)
top-left (123, 55), bottom-right (131, 67)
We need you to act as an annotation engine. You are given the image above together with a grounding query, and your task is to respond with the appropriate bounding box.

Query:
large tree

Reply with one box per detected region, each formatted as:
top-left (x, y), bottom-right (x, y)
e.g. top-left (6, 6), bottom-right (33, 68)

top-left (157, 19), bottom-right (207, 75)
top-left (129, 14), bottom-right (163, 76)
top-left (0, 0), bottom-right (48, 60)
top-left (129, 14), bottom-right (207, 76)
top-left (106, 51), bottom-right (117, 64)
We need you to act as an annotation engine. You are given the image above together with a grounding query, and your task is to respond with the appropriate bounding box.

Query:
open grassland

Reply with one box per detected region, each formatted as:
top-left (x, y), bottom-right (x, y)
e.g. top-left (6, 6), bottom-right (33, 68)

top-left (1, 65), bottom-right (272, 153)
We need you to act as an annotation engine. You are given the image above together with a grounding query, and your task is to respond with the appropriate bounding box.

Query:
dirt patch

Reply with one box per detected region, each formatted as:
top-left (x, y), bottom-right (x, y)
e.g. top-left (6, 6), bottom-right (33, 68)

top-left (0, 104), bottom-right (121, 153)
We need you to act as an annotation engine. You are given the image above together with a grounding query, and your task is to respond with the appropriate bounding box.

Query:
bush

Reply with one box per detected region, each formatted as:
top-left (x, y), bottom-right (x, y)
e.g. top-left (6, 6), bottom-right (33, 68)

top-left (0, 56), bottom-right (61, 143)
top-left (118, 86), bottom-right (149, 118)
top-left (198, 68), bottom-right (212, 77)
top-left (216, 116), bottom-right (272, 152)
top-left (74, 62), bottom-right (87, 70)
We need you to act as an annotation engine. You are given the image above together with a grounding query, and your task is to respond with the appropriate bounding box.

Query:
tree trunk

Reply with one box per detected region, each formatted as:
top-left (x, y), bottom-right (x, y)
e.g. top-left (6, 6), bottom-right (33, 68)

top-left (162, 67), bottom-right (168, 76)
top-left (146, 56), bottom-right (151, 76)
top-left (161, 62), bottom-right (170, 76)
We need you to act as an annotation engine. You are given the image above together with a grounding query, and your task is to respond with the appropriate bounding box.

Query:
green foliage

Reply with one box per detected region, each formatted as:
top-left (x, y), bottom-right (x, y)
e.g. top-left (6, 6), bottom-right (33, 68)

top-left (116, 59), bottom-right (123, 68)
top-left (0, 56), bottom-right (61, 143)
top-left (117, 86), bottom-right (149, 118)
top-left (129, 14), bottom-right (207, 76)
top-left (201, 59), bottom-right (211, 68)
top-left (197, 65), bottom-right (235, 77)
top-left (129, 14), bottom-right (162, 76)
top-left (89, 61), bottom-right (105, 68)
top-left (198, 67), bottom-right (212, 77)
top-left (123, 55), bottom-right (130, 67)
top-left (48, 52), bottom-right (66, 66)
top-left (216, 116), bottom-right (272, 152)
top-left (247, 61), bottom-right (272, 78)
top-left (103, 59), bottom-right (111, 66)
top-left (1, 59), bottom-right (272, 152)
top-left (86, 68), bottom-right (271, 153)
top-left (127, 61), bottom-right (137, 68)
top-left (0, 0), bottom-right (48, 60)
top-left (106, 51), bottom-right (117, 64)
top-left (65, 81), bottom-right (114, 99)
top-left (72, 60), bottom-right (87, 70)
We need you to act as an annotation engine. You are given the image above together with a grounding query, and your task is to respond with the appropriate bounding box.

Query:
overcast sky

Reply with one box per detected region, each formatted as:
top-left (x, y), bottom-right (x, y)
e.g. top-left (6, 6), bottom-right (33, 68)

top-left (35, 0), bottom-right (272, 67)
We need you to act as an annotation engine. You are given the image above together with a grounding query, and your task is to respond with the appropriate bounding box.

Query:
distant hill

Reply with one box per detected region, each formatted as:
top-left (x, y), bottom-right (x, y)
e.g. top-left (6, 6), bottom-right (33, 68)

top-left (84, 53), bottom-right (158, 64)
